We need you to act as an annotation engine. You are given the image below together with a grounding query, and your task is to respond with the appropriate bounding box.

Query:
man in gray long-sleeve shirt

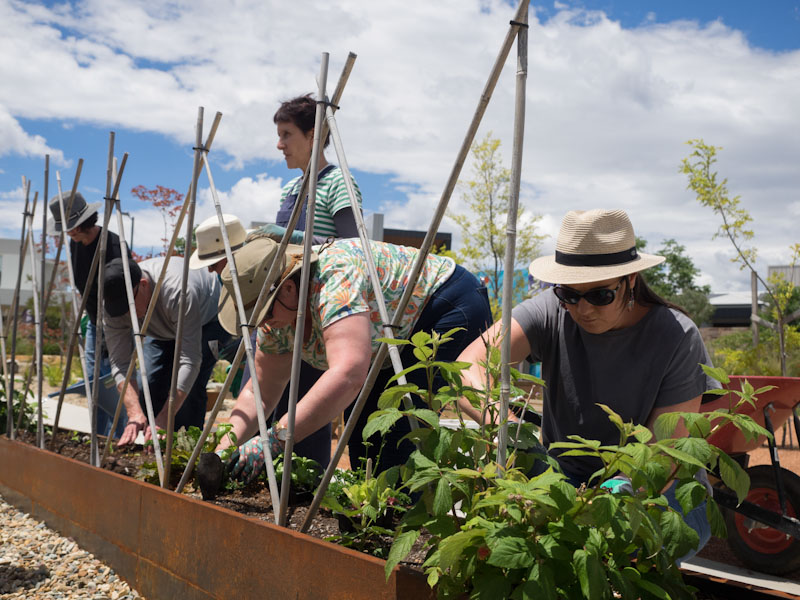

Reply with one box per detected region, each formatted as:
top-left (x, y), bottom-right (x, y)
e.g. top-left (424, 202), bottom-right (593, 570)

top-left (103, 256), bottom-right (229, 445)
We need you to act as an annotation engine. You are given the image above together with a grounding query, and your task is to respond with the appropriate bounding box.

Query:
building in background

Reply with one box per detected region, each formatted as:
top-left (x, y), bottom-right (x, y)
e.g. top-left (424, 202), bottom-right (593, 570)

top-left (0, 237), bottom-right (57, 309)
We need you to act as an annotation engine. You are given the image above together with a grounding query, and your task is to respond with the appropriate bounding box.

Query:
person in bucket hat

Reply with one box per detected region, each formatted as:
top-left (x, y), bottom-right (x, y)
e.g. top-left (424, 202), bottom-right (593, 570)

top-left (455, 208), bottom-right (714, 565)
top-left (47, 192), bottom-right (129, 438)
top-left (189, 213), bottom-right (247, 273)
top-left (203, 237), bottom-right (492, 490)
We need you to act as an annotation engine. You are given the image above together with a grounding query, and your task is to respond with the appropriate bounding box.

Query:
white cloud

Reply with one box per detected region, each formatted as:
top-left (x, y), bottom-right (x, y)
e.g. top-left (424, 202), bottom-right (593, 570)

top-left (0, 0), bottom-right (798, 292)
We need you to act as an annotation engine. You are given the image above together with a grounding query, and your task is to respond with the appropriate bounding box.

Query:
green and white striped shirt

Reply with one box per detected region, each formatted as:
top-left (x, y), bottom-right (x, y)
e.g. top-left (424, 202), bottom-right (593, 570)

top-left (280, 166), bottom-right (362, 238)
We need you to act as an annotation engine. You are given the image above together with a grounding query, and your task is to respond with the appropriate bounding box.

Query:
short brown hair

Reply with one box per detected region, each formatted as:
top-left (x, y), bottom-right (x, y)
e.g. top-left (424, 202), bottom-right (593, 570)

top-left (273, 94), bottom-right (330, 148)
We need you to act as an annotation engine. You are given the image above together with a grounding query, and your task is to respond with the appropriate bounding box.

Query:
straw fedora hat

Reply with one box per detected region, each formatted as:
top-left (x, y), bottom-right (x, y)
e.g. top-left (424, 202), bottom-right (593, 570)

top-left (217, 237), bottom-right (318, 335)
top-left (529, 209), bottom-right (664, 285)
top-left (189, 214), bottom-right (247, 270)
top-left (47, 192), bottom-right (102, 233)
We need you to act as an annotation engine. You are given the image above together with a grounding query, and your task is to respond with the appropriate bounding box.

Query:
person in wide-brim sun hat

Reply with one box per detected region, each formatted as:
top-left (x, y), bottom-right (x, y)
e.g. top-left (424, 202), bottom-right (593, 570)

top-left (454, 207), bottom-right (716, 567)
top-left (216, 237), bottom-right (317, 335)
top-left (528, 208), bottom-right (664, 285)
top-left (207, 237), bottom-right (493, 490)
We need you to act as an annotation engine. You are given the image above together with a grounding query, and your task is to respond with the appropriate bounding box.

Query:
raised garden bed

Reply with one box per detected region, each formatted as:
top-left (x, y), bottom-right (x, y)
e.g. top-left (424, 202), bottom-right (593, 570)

top-left (0, 435), bottom-right (433, 600)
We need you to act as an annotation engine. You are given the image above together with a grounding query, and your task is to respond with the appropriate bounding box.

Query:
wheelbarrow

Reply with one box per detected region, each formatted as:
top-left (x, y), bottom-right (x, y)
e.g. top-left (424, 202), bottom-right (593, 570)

top-left (704, 375), bottom-right (800, 575)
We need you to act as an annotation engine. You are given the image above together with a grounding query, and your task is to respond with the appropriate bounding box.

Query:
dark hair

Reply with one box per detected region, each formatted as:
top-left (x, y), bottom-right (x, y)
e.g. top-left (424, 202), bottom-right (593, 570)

top-left (273, 94), bottom-right (330, 148)
top-left (75, 212), bottom-right (98, 232)
top-left (632, 275), bottom-right (689, 316)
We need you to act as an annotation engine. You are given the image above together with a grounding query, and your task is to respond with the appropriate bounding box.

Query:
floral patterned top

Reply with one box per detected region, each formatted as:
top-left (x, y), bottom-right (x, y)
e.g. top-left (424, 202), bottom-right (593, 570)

top-left (257, 239), bottom-right (456, 369)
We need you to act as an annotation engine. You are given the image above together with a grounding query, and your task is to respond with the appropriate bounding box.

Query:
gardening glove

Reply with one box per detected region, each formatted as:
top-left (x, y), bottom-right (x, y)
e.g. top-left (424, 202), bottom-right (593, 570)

top-left (600, 475), bottom-right (633, 495)
top-left (247, 223), bottom-right (304, 245)
top-left (227, 429), bottom-right (283, 484)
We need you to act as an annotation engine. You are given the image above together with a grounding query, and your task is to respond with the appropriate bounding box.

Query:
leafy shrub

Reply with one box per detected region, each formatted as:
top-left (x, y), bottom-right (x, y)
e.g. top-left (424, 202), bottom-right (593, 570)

top-left (710, 326), bottom-right (800, 377)
top-left (365, 330), bottom-right (768, 599)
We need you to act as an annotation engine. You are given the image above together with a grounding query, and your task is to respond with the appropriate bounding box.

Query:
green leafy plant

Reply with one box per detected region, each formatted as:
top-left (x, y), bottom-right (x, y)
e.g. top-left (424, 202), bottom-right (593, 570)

top-left (0, 380), bottom-right (37, 433)
top-left (136, 423), bottom-right (237, 486)
top-left (211, 360), bottom-right (230, 384)
top-left (272, 452), bottom-right (323, 493)
top-left (322, 463), bottom-right (411, 558)
top-left (365, 330), bottom-right (769, 599)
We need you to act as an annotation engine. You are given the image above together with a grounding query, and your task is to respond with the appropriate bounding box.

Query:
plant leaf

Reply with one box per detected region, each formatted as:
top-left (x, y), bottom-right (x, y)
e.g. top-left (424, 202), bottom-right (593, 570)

top-left (384, 530), bottom-right (420, 580)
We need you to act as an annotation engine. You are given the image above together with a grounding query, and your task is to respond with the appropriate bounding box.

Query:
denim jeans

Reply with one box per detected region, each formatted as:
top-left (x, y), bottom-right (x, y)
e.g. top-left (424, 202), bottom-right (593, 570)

top-left (240, 331), bottom-right (332, 469)
top-left (136, 317), bottom-right (230, 432)
top-left (84, 320), bottom-right (125, 438)
top-left (346, 265), bottom-right (492, 471)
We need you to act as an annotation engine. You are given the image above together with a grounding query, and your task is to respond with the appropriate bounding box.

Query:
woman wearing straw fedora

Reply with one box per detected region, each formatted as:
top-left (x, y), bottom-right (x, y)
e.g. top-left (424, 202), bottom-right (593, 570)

top-left (212, 237), bottom-right (492, 483)
top-left (455, 208), bottom-right (713, 563)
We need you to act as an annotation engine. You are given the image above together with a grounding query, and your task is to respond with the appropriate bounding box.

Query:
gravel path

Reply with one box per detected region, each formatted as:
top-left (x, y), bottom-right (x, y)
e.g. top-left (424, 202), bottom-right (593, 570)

top-left (0, 495), bottom-right (144, 600)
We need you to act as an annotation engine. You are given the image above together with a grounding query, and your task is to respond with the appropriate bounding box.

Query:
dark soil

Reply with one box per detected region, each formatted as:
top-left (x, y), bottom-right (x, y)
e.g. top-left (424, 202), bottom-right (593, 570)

top-left (14, 431), bottom-right (800, 598)
top-left (15, 430), bottom-right (426, 565)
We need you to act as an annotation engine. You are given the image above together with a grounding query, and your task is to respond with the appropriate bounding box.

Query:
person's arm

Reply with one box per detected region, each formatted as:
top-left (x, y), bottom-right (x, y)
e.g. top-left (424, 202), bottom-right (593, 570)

top-left (273, 312), bottom-right (372, 442)
top-left (332, 206), bottom-right (359, 238)
top-left (455, 317), bottom-right (532, 424)
top-left (116, 379), bottom-right (145, 446)
top-left (216, 346), bottom-right (292, 451)
top-left (645, 394), bottom-right (703, 438)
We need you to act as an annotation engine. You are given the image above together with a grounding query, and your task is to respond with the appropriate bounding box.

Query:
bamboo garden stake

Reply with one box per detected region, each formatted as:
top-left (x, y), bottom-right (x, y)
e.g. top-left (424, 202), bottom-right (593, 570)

top-left (497, 5), bottom-right (528, 468)
top-left (302, 0), bottom-right (531, 531)
top-left (163, 108), bottom-right (205, 488)
top-left (21, 187), bottom-right (44, 447)
top-left (101, 113), bottom-right (223, 465)
top-left (175, 54), bottom-right (358, 508)
top-left (50, 151), bottom-right (127, 452)
top-left (6, 182), bottom-right (33, 439)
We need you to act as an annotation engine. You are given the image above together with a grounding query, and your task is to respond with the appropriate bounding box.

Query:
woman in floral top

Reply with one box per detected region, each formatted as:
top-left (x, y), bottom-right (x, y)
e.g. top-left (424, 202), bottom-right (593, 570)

top-left (215, 237), bottom-right (492, 480)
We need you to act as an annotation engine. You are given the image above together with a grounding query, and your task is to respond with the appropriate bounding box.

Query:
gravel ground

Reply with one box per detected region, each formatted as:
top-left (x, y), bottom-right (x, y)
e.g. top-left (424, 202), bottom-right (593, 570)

top-left (0, 495), bottom-right (144, 600)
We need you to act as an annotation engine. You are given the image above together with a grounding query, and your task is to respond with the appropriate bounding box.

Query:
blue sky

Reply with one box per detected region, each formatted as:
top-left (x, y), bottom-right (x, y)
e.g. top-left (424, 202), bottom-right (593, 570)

top-left (1, 0), bottom-right (799, 291)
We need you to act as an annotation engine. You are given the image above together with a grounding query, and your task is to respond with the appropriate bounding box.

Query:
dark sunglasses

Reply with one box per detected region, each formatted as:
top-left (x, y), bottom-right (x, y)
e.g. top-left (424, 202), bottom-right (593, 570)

top-left (553, 279), bottom-right (624, 307)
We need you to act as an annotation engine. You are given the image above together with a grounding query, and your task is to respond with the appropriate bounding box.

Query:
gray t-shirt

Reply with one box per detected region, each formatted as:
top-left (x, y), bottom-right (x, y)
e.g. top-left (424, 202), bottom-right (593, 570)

top-left (512, 290), bottom-right (716, 481)
top-left (104, 256), bottom-right (220, 394)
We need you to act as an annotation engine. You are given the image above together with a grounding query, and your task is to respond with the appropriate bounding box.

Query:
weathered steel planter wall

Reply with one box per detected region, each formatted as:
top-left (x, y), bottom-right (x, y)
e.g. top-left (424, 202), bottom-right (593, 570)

top-left (0, 438), bottom-right (432, 600)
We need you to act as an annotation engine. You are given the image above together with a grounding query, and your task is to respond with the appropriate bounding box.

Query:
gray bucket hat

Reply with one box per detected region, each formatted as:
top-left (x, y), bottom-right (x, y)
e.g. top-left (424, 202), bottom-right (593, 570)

top-left (47, 192), bottom-right (102, 233)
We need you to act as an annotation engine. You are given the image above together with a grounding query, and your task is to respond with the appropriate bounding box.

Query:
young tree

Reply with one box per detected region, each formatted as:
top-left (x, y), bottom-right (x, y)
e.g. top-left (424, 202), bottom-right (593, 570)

top-left (130, 185), bottom-right (184, 255)
top-left (449, 132), bottom-right (544, 318)
top-left (681, 139), bottom-right (800, 375)
top-left (636, 237), bottom-right (713, 326)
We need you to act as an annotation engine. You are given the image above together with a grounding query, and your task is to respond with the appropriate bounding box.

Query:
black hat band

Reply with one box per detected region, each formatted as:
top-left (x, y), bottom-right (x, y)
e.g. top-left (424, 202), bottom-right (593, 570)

top-left (555, 246), bottom-right (638, 267)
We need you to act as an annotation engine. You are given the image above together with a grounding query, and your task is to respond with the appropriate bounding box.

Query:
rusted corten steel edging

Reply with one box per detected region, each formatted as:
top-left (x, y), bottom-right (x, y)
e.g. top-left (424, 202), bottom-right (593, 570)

top-left (0, 437), bottom-right (432, 600)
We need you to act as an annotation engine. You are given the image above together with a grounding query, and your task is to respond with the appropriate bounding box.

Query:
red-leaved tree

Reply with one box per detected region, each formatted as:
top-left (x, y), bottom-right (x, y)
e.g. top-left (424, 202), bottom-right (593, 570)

top-left (130, 185), bottom-right (184, 256)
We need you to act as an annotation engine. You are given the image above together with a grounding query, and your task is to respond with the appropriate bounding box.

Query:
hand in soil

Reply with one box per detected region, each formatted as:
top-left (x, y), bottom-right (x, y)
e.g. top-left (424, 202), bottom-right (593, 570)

top-left (118, 420), bottom-right (146, 446)
top-left (229, 436), bottom-right (268, 484)
top-left (197, 452), bottom-right (225, 500)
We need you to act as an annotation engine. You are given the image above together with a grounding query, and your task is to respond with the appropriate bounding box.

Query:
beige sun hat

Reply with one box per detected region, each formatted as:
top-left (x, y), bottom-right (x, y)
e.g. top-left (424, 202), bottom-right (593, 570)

top-left (189, 214), bottom-right (247, 270)
top-left (529, 209), bottom-right (665, 285)
top-left (217, 237), bottom-right (318, 335)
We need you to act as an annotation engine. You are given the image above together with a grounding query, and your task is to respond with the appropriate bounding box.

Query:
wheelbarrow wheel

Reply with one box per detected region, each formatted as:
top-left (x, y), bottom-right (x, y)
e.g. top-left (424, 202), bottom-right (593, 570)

top-left (724, 464), bottom-right (800, 575)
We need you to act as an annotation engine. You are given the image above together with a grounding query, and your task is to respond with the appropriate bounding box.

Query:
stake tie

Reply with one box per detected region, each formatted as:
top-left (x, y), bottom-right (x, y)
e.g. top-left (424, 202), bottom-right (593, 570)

top-left (509, 19), bottom-right (529, 28)
top-left (192, 145), bottom-right (210, 153)
top-left (316, 99), bottom-right (340, 111)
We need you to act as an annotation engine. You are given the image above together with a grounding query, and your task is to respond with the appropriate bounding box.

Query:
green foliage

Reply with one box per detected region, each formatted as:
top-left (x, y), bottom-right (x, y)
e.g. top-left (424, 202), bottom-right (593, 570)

top-left (211, 360), bottom-right (230, 384)
top-left (0, 379), bottom-right (37, 433)
top-left (369, 332), bottom-right (768, 599)
top-left (637, 237), bottom-right (713, 326)
top-left (709, 326), bottom-right (800, 376)
top-left (448, 132), bottom-right (545, 319)
top-left (272, 453), bottom-right (323, 491)
top-left (136, 423), bottom-right (237, 486)
top-left (682, 139), bottom-right (798, 373)
top-left (323, 464), bottom-right (411, 558)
